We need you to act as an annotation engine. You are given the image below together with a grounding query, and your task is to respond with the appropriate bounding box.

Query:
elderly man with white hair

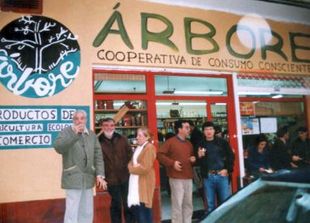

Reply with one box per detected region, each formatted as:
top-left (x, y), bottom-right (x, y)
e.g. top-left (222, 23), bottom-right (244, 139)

top-left (54, 110), bottom-right (107, 223)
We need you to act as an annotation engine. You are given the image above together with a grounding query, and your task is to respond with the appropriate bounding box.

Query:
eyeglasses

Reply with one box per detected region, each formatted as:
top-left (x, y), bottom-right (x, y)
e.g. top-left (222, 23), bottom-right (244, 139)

top-left (102, 124), bottom-right (115, 127)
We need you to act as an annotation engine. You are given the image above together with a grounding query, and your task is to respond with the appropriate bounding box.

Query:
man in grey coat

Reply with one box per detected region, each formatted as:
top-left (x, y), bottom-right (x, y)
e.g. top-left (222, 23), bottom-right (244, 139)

top-left (54, 110), bottom-right (107, 223)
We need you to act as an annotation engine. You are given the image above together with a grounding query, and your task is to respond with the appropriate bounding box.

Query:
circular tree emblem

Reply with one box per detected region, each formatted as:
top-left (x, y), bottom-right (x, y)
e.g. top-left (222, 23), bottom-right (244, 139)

top-left (0, 15), bottom-right (80, 98)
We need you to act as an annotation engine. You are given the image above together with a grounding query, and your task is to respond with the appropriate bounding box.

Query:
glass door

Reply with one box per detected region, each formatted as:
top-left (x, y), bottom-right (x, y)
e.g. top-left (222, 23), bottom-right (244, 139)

top-left (156, 99), bottom-right (207, 220)
top-left (92, 71), bottom-right (239, 222)
top-left (154, 74), bottom-right (234, 221)
top-left (210, 103), bottom-right (228, 139)
top-left (156, 100), bottom-right (207, 143)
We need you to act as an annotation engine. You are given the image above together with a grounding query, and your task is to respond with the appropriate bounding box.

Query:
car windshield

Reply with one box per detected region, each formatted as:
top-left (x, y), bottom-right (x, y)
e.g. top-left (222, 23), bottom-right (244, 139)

top-left (217, 185), bottom-right (310, 223)
top-left (202, 180), bottom-right (310, 223)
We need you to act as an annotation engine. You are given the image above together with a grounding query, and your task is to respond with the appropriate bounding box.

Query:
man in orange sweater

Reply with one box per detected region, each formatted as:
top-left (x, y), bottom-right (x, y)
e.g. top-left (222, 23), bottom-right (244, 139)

top-left (157, 120), bottom-right (196, 223)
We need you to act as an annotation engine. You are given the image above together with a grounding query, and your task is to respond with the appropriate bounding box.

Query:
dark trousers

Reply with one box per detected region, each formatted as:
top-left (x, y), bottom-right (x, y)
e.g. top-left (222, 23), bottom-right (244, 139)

top-left (131, 203), bottom-right (153, 223)
top-left (108, 181), bottom-right (135, 223)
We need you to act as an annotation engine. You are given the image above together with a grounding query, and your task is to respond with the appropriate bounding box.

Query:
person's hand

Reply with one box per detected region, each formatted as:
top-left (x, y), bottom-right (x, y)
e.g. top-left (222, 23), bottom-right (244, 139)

top-left (96, 176), bottom-right (107, 190)
top-left (174, 161), bottom-right (182, 171)
top-left (133, 163), bottom-right (141, 168)
top-left (198, 147), bottom-right (206, 158)
top-left (219, 169), bottom-right (228, 177)
top-left (73, 124), bottom-right (85, 134)
top-left (189, 156), bottom-right (196, 163)
top-left (292, 155), bottom-right (302, 162)
top-left (259, 167), bottom-right (266, 173)
top-left (290, 162), bottom-right (298, 168)
top-left (264, 168), bottom-right (273, 174)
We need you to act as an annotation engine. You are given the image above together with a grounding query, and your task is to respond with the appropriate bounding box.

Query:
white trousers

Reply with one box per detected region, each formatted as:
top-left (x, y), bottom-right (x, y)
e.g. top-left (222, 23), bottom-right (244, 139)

top-left (64, 189), bottom-right (93, 223)
top-left (169, 178), bottom-right (193, 223)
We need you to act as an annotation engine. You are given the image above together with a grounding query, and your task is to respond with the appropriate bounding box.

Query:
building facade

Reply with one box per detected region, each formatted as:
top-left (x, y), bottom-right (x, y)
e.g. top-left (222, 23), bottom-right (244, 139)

top-left (0, 0), bottom-right (309, 222)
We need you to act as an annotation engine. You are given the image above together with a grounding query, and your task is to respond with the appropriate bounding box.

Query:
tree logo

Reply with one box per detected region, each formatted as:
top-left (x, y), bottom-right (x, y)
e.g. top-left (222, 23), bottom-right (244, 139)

top-left (0, 15), bottom-right (80, 98)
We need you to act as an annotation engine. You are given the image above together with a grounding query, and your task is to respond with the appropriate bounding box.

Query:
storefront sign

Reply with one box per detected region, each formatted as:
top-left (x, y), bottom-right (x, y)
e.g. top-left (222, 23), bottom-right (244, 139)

top-left (0, 16), bottom-right (80, 98)
top-left (93, 3), bottom-right (310, 75)
top-left (0, 106), bottom-right (89, 149)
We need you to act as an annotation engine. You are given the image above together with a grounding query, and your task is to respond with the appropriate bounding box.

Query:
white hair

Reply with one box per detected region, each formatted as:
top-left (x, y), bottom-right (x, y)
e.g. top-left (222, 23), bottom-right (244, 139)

top-left (73, 110), bottom-right (87, 119)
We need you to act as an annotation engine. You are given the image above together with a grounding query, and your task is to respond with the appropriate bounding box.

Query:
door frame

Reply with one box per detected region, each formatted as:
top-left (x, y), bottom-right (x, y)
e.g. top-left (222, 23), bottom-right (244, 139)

top-left (150, 72), bottom-right (239, 191)
top-left (92, 69), bottom-right (240, 222)
top-left (93, 69), bottom-right (240, 191)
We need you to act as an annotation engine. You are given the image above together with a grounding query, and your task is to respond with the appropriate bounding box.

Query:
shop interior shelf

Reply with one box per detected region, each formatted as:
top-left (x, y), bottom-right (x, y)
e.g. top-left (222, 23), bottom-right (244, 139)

top-left (157, 117), bottom-right (205, 120)
top-left (95, 126), bottom-right (143, 130)
top-left (95, 109), bottom-right (147, 113)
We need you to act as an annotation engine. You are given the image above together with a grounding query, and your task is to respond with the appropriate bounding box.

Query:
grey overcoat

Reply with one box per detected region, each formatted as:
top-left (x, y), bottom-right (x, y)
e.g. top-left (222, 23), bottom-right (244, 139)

top-left (54, 126), bottom-right (105, 189)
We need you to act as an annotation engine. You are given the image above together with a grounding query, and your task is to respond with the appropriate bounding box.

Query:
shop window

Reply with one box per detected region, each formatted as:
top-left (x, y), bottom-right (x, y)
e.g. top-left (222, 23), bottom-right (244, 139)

top-left (156, 100), bottom-right (207, 142)
top-left (94, 73), bottom-right (146, 93)
top-left (155, 75), bottom-right (227, 96)
top-left (238, 73), bottom-right (310, 97)
top-left (254, 101), bottom-right (304, 116)
top-left (211, 103), bottom-right (228, 136)
top-left (93, 72), bottom-right (148, 144)
top-left (241, 101), bottom-right (306, 149)
top-left (94, 99), bottom-right (147, 144)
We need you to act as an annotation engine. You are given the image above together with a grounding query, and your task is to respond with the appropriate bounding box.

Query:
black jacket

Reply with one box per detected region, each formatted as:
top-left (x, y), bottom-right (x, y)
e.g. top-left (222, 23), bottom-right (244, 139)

top-left (270, 138), bottom-right (291, 170)
top-left (197, 137), bottom-right (235, 178)
top-left (190, 127), bottom-right (203, 154)
top-left (98, 132), bottom-right (132, 185)
top-left (291, 138), bottom-right (310, 167)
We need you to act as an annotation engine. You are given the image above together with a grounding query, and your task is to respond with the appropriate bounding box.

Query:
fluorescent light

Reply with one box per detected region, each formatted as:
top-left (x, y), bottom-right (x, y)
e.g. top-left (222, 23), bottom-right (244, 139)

top-left (214, 103), bottom-right (227, 106)
top-left (238, 92), bottom-right (271, 96)
top-left (179, 102), bottom-right (206, 106)
top-left (238, 86), bottom-right (310, 96)
top-left (174, 90), bottom-right (223, 95)
top-left (156, 102), bottom-right (171, 105)
top-left (113, 102), bottom-right (137, 106)
top-left (272, 94), bottom-right (283, 99)
top-left (156, 102), bottom-right (206, 106)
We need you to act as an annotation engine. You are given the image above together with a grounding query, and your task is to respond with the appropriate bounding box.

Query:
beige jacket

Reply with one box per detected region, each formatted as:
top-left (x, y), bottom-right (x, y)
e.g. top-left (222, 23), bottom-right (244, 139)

top-left (128, 143), bottom-right (156, 208)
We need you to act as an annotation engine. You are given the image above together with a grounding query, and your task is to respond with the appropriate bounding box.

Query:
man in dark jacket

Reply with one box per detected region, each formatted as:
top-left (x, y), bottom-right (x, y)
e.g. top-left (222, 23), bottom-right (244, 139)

top-left (197, 121), bottom-right (234, 214)
top-left (270, 126), bottom-right (299, 171)
top-left (188, 120), bottom-right (203, 152)
top-left (291, 127), bottom-right (310, 168)
top-left (98, 118), bottom-right (134, 223)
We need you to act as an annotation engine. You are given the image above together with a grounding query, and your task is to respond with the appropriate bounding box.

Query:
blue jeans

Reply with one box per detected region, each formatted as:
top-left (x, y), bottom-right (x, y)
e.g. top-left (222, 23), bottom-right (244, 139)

top-left (131, 203), bottom-right (153, 223)
top-left (204, 174), bottom-right (230, 213)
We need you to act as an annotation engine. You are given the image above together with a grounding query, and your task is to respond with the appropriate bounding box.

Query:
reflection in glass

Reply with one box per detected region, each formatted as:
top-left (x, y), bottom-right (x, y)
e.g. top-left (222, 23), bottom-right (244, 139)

top-left (155, 75), bottom-right (227, 96)
top-left (94, 73), bottom-right (146, 93)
